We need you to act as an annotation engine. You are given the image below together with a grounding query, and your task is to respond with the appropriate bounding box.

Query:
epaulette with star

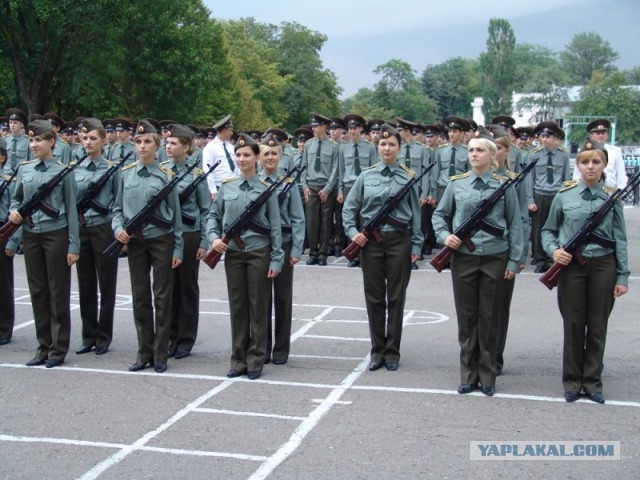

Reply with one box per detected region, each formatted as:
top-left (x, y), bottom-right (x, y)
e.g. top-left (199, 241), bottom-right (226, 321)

top-left (557, 146), bottom-right (567, 152)
top-left (122, 161), bottom-right (138, 172)
top-left (192, 167), bottom-right (204, 176)
top-left (559, 180), bottom-right (578, 193)
top-left (363, 139), bottom-right (373, 144)
top-left (159, 160), bottom-right (170, 166)
top-left (450, 172), bottom-right (470, 181)
top-left (56, 161), bottom-right (66, 168)
top-left (222, 176), bottom-right (239, 184)
top-left (158, 165), bottom-right (174, 178)
top-left (20, 160), bottom-right (39, 165)
top-left (1, 173), bottom-right (16, 181)
top-left (260, 178), bottom-right (271, 187)
top-left (70, 160), bottom-right (78, 167)
top-left (399, 163), bottom-right (416, 179)
top-left (603, 185), bottom-right (617, 195)
top-left (106, 160), bottom-right (116, 168)
top-left (530, 146), bottom-right (543, 153)
top-left (438, 143), bottom-right (449, 149)
top-left (363, 162), bottom-right (379, 171)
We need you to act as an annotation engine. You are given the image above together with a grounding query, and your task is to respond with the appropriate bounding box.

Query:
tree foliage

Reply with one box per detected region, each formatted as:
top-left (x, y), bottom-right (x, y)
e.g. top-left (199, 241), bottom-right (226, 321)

top-left (559, 32), bottom-right (619, 83)
top-left (479, 18), bottom-right (516, 120)
top-left (421, 57), bottom-right (479, 118)
top-left (571, 72), bottom-right (640, 144)
top-left (512, 44), bottom-right (571, 92)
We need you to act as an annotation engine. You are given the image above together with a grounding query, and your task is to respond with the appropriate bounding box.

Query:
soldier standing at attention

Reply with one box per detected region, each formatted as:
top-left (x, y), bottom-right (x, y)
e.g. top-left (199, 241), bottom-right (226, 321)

top-left (8, 120), bottom-right (80, 368)
top-left (527, 121), bottom-right (570, 273)
top-left (420, 125), bottom-right (441, 255)
top-left (572, 119), bottom-right (627, 189)
top-left (164, 124), bottom-right (211, 360)
top-left (44, 113), bottom-right (73, 165)
top-left (366, 118), bottom-right (384, 148)
top-left (207, 133), bottom-right (283, 380)
top-left (300, 113), bottom-right (338, 266)
top-left (431, 117), bottom-right (470, 205)
top-left (5, 108), bottom-right (31, 171)
top-left (102, 119), bottom-right (118, 160)
top-left (432, 127), bottom-right (523, 396)
top-left (343, 123), bottom-right (423, 372)
top-left (338, 114), bottom-right (377, 268)
top-left (74, 118), bottom-right (120, 356)
top-left (112, 120), bottom-right (183, 373)
top-left (259, 133), bottom-right (305, 365)
top-left (0, 138), bottom-right (21, 346)
top-left (542, 140), bottom-right (629, 404)
top-left (201, 114), bottom-right (238, 200)
top-left (492, 116), bottom-right (526, 172)
top-left (110, 118), bottom-right (137, 165)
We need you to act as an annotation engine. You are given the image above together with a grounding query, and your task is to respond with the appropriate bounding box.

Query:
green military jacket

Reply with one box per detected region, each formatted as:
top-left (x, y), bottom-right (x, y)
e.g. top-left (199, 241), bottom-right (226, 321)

top-left (6, 133), bottom-right (31, 171)
top-left (338, 139), bottom-right (377, 195)
top-left (527, 146), bottom-right (570, 200)
top-left (541, 180), bottom-right (629, 286)
top-left (74, 156), bottom-right (120, 227)
top-left (432, 142), bottom-right (469, 190)
top-left (300, 136), bottom-right (339, 192)
top-left (0, 165), bottom-right (21, 250)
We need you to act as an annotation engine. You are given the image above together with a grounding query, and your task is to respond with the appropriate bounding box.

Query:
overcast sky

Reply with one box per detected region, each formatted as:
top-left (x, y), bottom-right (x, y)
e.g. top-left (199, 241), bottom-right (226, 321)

top-left (203, 0), bottom-right (640, 98)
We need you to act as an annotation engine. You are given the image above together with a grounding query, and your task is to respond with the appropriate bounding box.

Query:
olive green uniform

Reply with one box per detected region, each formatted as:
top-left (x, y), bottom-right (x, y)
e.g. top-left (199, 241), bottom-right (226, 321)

top-left (10, 159), bottom-right (80, 362)
top-left (343, 162), bottom-right (423, 364)
top-left (112, 161), bottom-right (183, 366)
top-left (433, 170), bottom-right (523, 389)
top-left (74, 156), bottom-right (120, 350)
top-left (0, 167), bottom-right (21, 342)
top-left (207, 175), bottom-right (284, 373)
top-left (542, 180), bottom-right (629, 394)
top-left (6, 133), bottom-right (31, 171)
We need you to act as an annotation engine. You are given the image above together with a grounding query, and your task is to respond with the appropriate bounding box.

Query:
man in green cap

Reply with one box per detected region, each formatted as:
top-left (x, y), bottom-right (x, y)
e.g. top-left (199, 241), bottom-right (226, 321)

top-left (5, 108), bottom-right (31, 170)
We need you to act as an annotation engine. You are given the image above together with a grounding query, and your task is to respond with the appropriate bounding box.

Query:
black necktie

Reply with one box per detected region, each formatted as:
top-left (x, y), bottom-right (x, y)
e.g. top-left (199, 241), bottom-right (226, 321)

top-left (353, 143), bottom-right (361, 175)
top-left (223, 143), bottom-right (235, 172)
top-left (87, 162), bottom-right (97, 172)
top-left (120, 144), bottom-right (125, 161)
top-left (105, 145), bottom-right (111, 159)
top-left (405, 145), bottom-right (411, 168)
top-left (11, 138), bottom-right (17, 167)
top-left (449, 147), bottom-right (456, 176)
top-left (547, 151), bottom-right (554, 184)
top-left (315, 140), bottom-right (322, 172)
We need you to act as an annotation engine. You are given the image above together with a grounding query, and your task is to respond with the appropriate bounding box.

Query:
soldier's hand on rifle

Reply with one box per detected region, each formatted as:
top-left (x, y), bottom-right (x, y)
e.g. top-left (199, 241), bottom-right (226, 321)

top-left (552, 247), bottom-right (572, 265)
top-left (8, 210), bottom-right (21, 224)
top-left (212, 238), bottom-right (227, 253)
top-left (444, 234), bottom-right (461, 250)
top-left (351, 232), bottom-right (368, 248)
top-left (115, 230), bottom-right (131, 244)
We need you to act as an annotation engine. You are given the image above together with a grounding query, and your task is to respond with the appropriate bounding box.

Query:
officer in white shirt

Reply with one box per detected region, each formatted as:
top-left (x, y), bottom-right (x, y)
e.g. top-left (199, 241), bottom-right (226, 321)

top-left (202, 114), bottom-right (239, 199)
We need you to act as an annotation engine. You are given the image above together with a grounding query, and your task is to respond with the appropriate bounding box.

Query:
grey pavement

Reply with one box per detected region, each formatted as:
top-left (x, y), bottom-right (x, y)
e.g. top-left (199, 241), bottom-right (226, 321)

top-left (1, 207), bottom-right (639, 479)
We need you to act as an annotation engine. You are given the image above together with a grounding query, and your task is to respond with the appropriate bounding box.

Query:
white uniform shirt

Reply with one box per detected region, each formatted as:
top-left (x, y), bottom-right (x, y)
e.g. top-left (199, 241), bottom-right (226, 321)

top-left (202, 136), bottom-right (238, 194)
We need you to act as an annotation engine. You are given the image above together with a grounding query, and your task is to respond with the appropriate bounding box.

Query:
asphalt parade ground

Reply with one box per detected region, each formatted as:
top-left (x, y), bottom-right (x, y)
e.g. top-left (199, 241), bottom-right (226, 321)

top-left (1, 207), bottom-right (639, 480)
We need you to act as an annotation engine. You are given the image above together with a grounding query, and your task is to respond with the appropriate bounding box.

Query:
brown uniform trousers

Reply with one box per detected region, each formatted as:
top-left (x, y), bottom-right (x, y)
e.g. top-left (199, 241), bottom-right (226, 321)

top-left (0, 238), bottom-right (15, 342)
top-left (306, 185), bottom-right (335, 259)
top-left (267, 242), bottom-right (293, 363)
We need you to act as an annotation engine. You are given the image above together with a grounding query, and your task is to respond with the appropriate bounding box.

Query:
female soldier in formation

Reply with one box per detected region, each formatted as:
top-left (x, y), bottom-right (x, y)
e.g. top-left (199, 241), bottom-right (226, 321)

top-left (342, 123), bottom-right (423, 372)
top-left (493, 129), bottom-right (529, 376)
top-left (542, 140), bottom-right (629, 404)
top-left (112, 119), bottom-right (183, 373)
top-left (9, 120), bottom-right (80, 368)
top-left (164, 124), bottom-right (211, 360)
top-left (432, 127), bottom-right (523, 396)
top-left (74, 118), bottom-right (120, 356)
top-left (208, 133), bottom-right (283, 380)
top-left (259, 133), bottom-right (305, 365)
top-left (0, 138), bottom-right (21, 346)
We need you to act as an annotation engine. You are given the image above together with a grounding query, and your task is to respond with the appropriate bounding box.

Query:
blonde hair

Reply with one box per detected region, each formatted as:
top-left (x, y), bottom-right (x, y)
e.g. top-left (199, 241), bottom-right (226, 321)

top-left (576, 148), bottom-right (608, 182)
top-left (494, 136), bottom-right (511, 170)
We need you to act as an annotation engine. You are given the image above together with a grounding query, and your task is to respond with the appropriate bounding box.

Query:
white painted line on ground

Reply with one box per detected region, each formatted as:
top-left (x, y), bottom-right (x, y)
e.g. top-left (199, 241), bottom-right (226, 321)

top-left (193, 408), bottom-right (306, 421)
top-left (311, 399), bottom-right (352, 405)
top-left (137, 445), bottom-right (267, 461)
top-left (77, 381), bottom-right (234, 480)
top-left (0, 434), bottom-right (127, 449)
top-left (302, 334), bottom-right (370, 342)
top-left (290, 354), bottom-right (363, 361)
top-left (12, 319), bottom-right (35, 331)
top-left (248, 356), bottom-right (370, 480)
top-left (289, 306), bottom-right (335, 343)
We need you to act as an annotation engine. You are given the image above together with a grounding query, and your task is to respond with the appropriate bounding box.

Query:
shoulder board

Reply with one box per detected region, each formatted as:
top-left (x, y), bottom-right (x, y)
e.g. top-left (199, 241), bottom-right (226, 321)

top-left (426, 145), bottom-right (434, 151)
top-left (70, 160), bottom-right (78, 166)
top-left (192, 167), bottom-right (204, 176)
top-left (559, 180), bottom-right (578, 193)
top-left (158, 165), bottom-right (174, 177)
top-left (494, 173), bottom-right (510, 182)
top-left (438, 143), bottom-right (449, 148)
top-left (1, 174), bottom-right (15, 181)
top-left (363, 139), bottom-right (373, 144)
top-left (603, 185), bottom-right (617, 195)
top-left (56, 161), bottom-right (66, 168)
top-left (330, 140), bottom-right (338, 145)
top-left (363, 162), bottom-right (379, 171)
top-left (105, 160), bottom-right (116, 168)
top-left (260, 179), bottom-right (271, 187)
top-left (507, 171), bottom-right (518, 180)
top-left (122, 162), bottom-right (138, 172)
top-left (159, 160), bottom-right (170, 166)
top-left (451, 172), bottom-right (470, 181)
top-left (21, 159), bottom-right (39, 165)
top-left (222, 176), bottom-right (239, 184)
top-left (399, 163), bottom-right (416, 178)
top-left (557, 146), bottom-right (567, 152)
top-left (530, 146), bottom-right (543, 153)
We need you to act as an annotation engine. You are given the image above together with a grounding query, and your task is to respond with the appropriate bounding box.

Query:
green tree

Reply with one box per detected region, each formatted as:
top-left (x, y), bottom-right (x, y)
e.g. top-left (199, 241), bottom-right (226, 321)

top-left (559, 32), bottom-right (619, 83)
top-left (479, 18), bottom-right (516, 120)
top-left (571, 71), bottom-right (640, 144)
top-left (512, 43), bottom-right (571, 92)
top-left (623, 66), bottom-right (640, 85)
top-left (421, 57), bottom-right (479, 118)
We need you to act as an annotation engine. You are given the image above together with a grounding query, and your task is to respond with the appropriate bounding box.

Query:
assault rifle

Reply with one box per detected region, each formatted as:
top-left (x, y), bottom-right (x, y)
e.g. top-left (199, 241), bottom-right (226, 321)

top-left (202, 166), bottom-right (296, 270)
top-left (540, 168), bottom-right (640, 290)
top-left (430, 160), bottom-right (536, 272)
top-left (342, 163), bottom-right (433, 263)
top-left (278, 165), bottom-right (305, 204)
top-left (179, 160), bottom-right (220, 226)
top-left (102, 162), bottom-right (198, 258)
top-left (0, 165), bottom-right (20, 199)
top-left (0, 155), bottom-right (88, 242)
top-left (76, 152), bottom-right (132, 226)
